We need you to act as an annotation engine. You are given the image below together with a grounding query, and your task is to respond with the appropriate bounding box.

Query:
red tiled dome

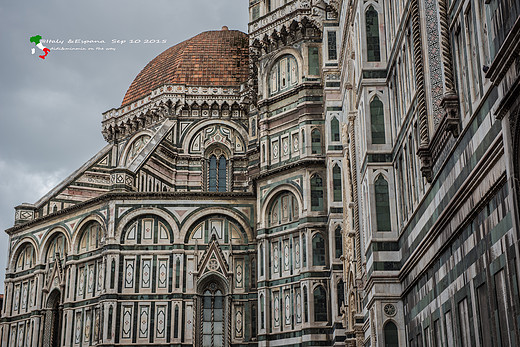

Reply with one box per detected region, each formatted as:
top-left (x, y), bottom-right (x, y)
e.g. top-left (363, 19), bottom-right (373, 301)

top-left (122, 28), bottom-right (249, 106)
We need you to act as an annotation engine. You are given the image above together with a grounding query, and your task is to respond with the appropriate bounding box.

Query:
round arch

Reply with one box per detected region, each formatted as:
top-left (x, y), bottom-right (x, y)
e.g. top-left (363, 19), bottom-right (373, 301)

top-left (263, 48), bottom-right (304, 98)
top-left (181, 119), bottom-right (248, 155)
top-left (383, 320), bottom-right (399, 347)
top-left (116, 207), bottom-right (178, 243)
top-left (39, 227), bottom-right (71, 264)
top-left (119, 130), bottom-right (154, 166)
top-left (9, 237), bottom-right (39, 271)
top-left (71, 213), bottom-right (106, 254)
top-left (196, 271), bottom-right (230, 295)
top-left (260, 183), bottom-right (303, 229)
top-left (180, 207), bottom-right (253, 244)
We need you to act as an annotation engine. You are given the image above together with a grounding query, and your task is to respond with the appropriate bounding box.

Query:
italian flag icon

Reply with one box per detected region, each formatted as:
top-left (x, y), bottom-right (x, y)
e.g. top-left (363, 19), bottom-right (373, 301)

top-left (30, 35), bottom-right (50, 60)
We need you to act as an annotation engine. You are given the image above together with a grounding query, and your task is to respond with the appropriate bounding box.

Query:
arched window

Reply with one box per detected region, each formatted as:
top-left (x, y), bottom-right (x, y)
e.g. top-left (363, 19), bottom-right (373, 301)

top-left (302, 233), bottom-right (307, 267)
top-left (384, 321), bottom-right (399, 347)
top-left (375, 175), bottom-right (391, 231)
top-left (311, 174), bottom-right (323, 211)
top-left (78, 222), bottom-right (101, 254)
top-left (208, 153), bottom-right (227, 192)
top-left (175, 258), bottom-right (181, 288)
top-left (260, 244), bottom-right (264, 276)
top-left (209, 155), bottom-right (217, 191)
top-left (303, 287), bottom-right (309, 322)
top-left (45, 233), bottom-right (67, 264)
top-left (366, 6), bottom-right (381, 62)
top-left (218, 156), bottom-right (227, 192)
top-left (260, 294), bottom-right (265, 329)
top-left (202, 287), bottom-right (225, 346)
top-left (312, 233), bottom-right (326, 266)
top-left (313, 286), bottom-right (327, 321)
top-left (301, 130), bottom-right (306, 154)
top-left (269, 55), bottom-right (299, 96)
top-left (337, 280), bottom-right (345, 313)
top-left (371, 96), bottom-right (385, 144)
top-left (251, 304), bottom-right (257, 337)
top-left (15, 243), bottom-right (35, 271)
top-left (331, 117), bottom-right (340, 142)
top-left (251, 118), bottom-right (256, 137)
top-left (333, 164), bottom-right (342, 202)
top-left (174, 305), bottom-right (180, 338)
top-left (110, 259), bottom-right (116, 289)
top-left (108, 305), bottom-right (114, 339)
top-left (334, 226), bottom-right (343, 258)
top-left (268, 192), bottom-right (299, 226)
top-left (311, 129), bottom-right (322, 154)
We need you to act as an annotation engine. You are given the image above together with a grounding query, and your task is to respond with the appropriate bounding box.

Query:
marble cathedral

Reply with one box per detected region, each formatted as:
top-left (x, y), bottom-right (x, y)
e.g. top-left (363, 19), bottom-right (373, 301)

top-left (2, 0), bottom-right (520, 346)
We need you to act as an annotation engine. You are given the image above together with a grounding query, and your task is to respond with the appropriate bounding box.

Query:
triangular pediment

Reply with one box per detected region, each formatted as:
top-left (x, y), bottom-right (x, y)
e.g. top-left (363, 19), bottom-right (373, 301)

top-left (45, 258), bottom-right (64, 292)
top-left (197, 235), bottom-right (229, 277)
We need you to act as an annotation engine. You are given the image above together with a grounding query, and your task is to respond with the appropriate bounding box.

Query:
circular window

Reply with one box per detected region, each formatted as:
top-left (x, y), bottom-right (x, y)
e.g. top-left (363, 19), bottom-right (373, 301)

top-left (384, 303), bottom-right (396, 317)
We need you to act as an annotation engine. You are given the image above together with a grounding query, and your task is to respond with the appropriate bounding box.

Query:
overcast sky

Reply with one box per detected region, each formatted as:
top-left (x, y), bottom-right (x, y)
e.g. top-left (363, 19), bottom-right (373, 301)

top-left (0, 0), bottom-right (249, 293)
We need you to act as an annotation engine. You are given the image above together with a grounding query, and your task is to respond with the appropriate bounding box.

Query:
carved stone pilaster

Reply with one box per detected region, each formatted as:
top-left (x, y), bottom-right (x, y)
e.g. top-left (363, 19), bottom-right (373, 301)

top-left (347, 115), bottom-right (362, 280)
top-left (411, 0), bottom-right (433, 182)
top-left (439, 0), bottom-right (460, 138)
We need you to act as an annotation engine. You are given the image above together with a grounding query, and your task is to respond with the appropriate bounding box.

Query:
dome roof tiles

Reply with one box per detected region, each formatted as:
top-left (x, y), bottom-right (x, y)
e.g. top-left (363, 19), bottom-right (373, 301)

top-left (121, 29), bottom-right (249, 106)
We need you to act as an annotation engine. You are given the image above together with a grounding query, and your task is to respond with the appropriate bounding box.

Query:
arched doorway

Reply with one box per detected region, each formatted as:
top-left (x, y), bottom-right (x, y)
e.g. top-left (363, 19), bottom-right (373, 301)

top-left (196, 275), bottom-right (230, 347)
top-left (43, 289), bottom-right (62, 347)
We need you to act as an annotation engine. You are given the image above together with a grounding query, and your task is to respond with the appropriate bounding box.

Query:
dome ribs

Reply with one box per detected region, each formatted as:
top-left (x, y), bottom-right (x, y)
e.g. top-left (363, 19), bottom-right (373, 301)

top-left (121, 30), bottom-right (249, 107)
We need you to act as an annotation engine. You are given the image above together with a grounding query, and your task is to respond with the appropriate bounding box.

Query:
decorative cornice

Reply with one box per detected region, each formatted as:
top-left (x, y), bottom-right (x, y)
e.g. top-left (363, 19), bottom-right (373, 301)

top-left (102, 84), bottom-right (246, 143)
top-left (6, 191), bottom-right (255, 235)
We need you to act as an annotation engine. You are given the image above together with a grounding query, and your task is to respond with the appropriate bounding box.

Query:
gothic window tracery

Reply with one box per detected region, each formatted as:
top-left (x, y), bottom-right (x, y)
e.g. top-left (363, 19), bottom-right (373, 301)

top-left (269, 54), bottom-right (299, 96)
top-left (207, 148), bottom-right (227, 192)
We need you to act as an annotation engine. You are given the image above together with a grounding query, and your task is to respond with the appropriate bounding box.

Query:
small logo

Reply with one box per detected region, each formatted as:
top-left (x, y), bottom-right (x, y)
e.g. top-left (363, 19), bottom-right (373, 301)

top-left (30, 35), bottom-right (50, 60)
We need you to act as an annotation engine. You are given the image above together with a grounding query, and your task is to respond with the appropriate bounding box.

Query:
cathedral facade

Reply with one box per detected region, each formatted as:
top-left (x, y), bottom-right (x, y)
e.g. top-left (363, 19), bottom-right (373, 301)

top-left (1, 0), bottom-right (520, 346)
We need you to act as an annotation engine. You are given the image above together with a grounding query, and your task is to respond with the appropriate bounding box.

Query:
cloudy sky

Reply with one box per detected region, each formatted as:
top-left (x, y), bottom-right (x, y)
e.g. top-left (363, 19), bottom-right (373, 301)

top-left (0, 0), bottom-right (249, 293)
